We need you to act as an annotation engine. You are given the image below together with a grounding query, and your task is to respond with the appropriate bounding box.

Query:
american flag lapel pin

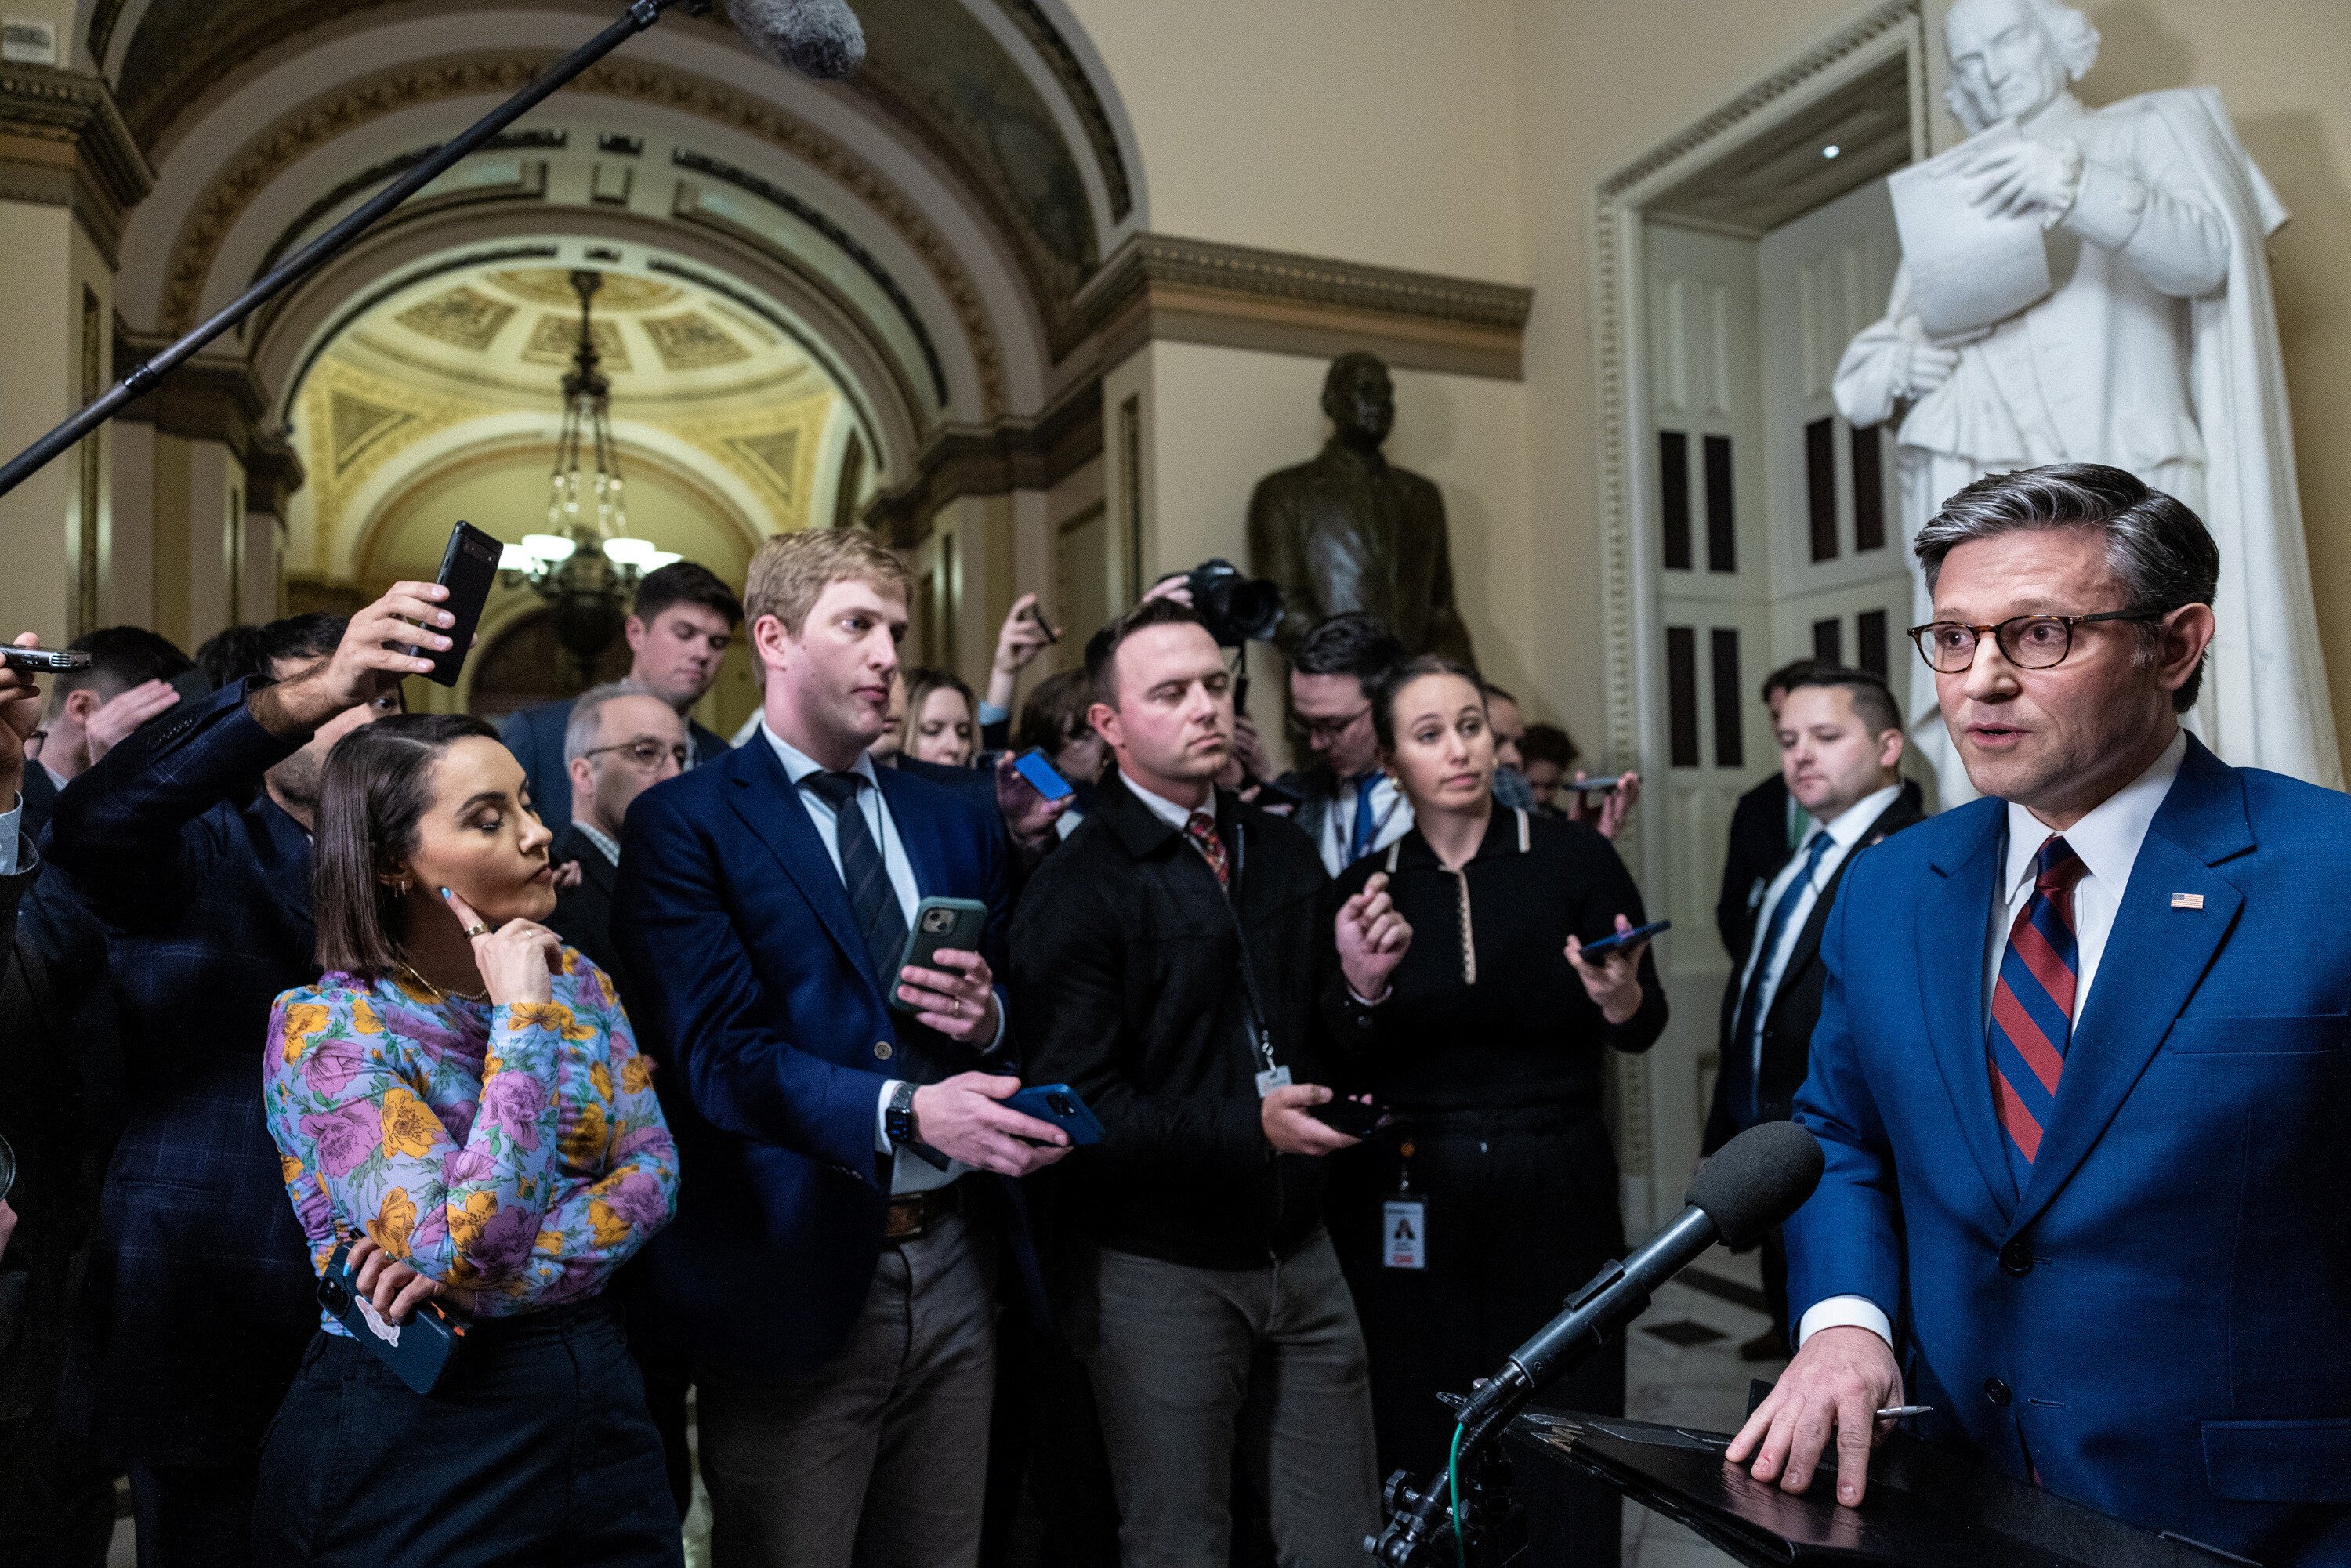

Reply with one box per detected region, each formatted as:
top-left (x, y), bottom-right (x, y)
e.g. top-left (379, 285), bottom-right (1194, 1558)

top-left (2170, 892), bottom-right (2204, 910)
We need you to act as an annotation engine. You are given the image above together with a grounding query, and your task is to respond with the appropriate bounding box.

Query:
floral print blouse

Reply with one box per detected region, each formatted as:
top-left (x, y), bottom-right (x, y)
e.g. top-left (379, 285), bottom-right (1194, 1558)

top-left (262, 951), bottom-right (679, 1334)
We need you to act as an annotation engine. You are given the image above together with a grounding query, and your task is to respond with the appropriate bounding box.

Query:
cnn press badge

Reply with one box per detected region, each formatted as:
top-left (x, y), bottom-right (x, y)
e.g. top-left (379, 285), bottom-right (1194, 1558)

top-left (1382, 1196), bottom-right (1426, 1270)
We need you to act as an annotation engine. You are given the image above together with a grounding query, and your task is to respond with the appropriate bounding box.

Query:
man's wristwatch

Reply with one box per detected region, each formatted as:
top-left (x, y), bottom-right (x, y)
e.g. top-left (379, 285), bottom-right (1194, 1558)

top-left (886, 1081), bottom-right (950, 1171)
top-left (886, 1080), bottom-right (921, 1150)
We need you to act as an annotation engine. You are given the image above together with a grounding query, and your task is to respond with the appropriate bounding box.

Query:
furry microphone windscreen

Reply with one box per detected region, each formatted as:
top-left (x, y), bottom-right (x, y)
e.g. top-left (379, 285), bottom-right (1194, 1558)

top-left (730, 0), bottom-right (868, 80)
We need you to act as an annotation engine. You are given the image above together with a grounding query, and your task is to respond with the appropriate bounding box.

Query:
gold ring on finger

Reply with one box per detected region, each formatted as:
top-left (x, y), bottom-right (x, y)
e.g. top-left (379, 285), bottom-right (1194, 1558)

top-left (464, 922), bottom-right (489, 938)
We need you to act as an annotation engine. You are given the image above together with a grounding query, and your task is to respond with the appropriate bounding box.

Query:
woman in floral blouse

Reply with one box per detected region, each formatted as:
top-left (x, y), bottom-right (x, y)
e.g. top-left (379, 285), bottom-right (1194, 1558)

top-left (254, 713), bottom-right (683, 1566)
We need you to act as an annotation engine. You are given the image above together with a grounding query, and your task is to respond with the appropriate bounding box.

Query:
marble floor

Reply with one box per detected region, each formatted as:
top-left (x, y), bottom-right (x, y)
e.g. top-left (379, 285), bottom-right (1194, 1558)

top-left (109, 1246), bottom-right (1781, 1567)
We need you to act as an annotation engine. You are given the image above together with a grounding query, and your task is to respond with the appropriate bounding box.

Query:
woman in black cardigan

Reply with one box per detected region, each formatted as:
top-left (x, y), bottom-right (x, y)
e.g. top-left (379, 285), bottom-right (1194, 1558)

top-left (1330, 655), bottom-right (1668, 1566)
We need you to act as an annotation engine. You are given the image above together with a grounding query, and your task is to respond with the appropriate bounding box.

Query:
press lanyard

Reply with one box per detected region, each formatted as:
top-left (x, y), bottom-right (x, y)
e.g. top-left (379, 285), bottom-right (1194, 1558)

top-left (1383, 1139), bottom-right (1425, 1269)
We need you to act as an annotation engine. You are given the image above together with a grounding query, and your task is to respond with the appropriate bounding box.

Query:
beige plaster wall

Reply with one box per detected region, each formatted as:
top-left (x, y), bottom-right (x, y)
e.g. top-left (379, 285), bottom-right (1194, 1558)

top-left (1067, 0), bottom-right (1527, 281)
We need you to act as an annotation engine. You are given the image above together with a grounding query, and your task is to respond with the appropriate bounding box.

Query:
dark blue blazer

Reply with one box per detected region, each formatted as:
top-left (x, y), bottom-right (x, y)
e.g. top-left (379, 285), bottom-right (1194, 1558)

top-left (500, 696), bottom-right (729, 838)
top-left (1788, 736), bottom-right (2351, 1564)
top-left (42, 680), bottom-right (321, 1461)
top-left (613, 737), bottom-right (1014, 1377)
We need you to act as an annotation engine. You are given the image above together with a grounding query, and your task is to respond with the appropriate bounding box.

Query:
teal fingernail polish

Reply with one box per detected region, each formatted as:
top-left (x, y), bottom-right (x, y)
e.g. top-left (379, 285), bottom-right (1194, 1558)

top-left (438, 886), bottom-right (451, 900)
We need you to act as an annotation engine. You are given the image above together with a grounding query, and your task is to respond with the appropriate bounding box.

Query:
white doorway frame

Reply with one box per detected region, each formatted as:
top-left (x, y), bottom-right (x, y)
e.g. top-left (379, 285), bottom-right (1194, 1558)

top-left (1589, 0), bottom-right (1931, 1226)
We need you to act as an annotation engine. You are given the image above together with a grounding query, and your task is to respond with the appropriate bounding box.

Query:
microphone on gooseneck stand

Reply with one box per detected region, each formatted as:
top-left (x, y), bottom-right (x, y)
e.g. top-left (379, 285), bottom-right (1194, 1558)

top-left (728, 0), bottom-right (868, 79)
top-left (1368, 1121), bottom-right (1827, 1566)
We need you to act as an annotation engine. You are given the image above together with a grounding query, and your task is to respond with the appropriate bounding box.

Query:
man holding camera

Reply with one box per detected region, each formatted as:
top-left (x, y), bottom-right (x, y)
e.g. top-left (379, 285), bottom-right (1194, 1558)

top-left (1013, 596), bottom-right (1411, 1568)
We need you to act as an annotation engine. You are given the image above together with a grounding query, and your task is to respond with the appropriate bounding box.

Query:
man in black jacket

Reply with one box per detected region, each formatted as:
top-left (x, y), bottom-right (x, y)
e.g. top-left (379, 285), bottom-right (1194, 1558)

top-left (1013, 598), bottom-right (1410, 1568)
top-left (1705, 667), bottom-right (1925, 1356)
top-left (1713, 657), bottom-right (1823, 960)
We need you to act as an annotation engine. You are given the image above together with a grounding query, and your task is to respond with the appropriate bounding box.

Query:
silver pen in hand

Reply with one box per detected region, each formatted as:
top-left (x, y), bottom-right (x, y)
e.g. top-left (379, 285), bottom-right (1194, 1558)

top-left (1875, 1405), bottom-right (1932, 1419)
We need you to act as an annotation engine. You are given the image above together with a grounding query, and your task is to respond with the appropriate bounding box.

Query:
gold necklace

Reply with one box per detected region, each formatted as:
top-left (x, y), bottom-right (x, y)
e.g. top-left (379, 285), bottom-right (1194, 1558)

top-left (396, 960), bottom-right (488, 1004)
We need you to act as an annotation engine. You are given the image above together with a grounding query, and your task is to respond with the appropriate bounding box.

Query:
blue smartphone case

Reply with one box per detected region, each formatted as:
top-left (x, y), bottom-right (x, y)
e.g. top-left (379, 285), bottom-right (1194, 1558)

top-left (318, 1242), bottom-right (467, 1395)
top-left (1579, 918), bottom-right (1672, 961)
top-left (1012, 747), bottom-right (1075, 801)
top-left (1005, 1083), bottom-right (1105, 1146)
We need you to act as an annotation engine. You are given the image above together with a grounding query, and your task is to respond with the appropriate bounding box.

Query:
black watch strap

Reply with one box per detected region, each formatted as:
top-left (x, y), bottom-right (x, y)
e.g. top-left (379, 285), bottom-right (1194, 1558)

top-left (886, 1081), bottom-right (950, 1171)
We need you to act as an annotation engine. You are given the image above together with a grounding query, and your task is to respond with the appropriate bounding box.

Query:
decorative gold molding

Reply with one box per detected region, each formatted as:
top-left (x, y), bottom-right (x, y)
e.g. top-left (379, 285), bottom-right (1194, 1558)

top-left (1073, 233), bottom-right (1535, 381)
top-left (113, 326), bottom-right (307, 512)
top-left (0, 62), bottom-right (154, 263)
top-left (154, 51), bottom-right (1007, 417)
top-left (864, 374), bottom-right (1102, 548)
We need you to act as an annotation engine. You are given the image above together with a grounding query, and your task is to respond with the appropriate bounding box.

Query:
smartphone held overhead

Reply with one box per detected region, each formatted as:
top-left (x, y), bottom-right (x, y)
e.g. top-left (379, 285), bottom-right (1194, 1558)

top-left (1, 646), bottom-right (91, 672)
top-left (408, 520), bottom-right (503, 687)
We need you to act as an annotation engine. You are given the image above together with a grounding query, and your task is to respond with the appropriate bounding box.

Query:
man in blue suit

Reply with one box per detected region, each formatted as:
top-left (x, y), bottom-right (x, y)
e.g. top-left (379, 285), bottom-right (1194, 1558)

top-left (614, 528), bottom-right (1070, 1568)
top-left (1729, 464), bottom-right (2351, 1564)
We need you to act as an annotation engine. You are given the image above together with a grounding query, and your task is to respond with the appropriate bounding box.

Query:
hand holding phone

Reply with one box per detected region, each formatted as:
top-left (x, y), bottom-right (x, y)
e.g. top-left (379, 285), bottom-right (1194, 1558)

top-left (410, 521), bottom-right (502, 688)
top-left (1004, 1083), bottom-right (1103, 1145)
top-left (892, 897), bottom-right (990, 1016)
top-left (0, 647), bottom-right (90, 672)
top-left (1010, 748), bottom-right (1074, 802)
top-left (1575, 918), bottom-right (1669, 962)
top-left (1306, 1095), bottom-right (1396, 1139)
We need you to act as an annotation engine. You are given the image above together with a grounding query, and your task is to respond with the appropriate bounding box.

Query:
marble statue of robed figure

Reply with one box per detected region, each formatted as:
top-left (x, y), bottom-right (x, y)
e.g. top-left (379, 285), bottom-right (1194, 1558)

top-left (1836, 0), bottom-right (2338, 797)
top-left (1247, 353), bottom-right (1477, 667)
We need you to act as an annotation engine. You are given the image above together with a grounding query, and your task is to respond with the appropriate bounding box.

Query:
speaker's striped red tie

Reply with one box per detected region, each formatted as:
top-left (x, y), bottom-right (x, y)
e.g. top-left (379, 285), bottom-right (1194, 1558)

top-left (1990, 836), bottom-right (2085, 1175)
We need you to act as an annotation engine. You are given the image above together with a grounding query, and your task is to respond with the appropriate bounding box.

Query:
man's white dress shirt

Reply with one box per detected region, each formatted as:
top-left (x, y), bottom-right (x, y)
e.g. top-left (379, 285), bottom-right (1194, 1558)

top-left (762, 723), bottom-right (998, 1196)
top-left (1799, 731), bottom-right (2188, 1350)
top-left (1734, 784), bottom-right (1902, 1092)
top-left (1314, 773), bottom-right (1413, 879)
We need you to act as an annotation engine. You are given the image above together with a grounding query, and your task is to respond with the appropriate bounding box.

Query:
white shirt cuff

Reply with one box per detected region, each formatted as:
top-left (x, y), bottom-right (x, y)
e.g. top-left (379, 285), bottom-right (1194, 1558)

top-left (0, 793), bottom-right (22, 878)
top-left (875, 1079), bottom-right (904, 1154)
top-left (1797, 1295), bottom-right (1894, 1351)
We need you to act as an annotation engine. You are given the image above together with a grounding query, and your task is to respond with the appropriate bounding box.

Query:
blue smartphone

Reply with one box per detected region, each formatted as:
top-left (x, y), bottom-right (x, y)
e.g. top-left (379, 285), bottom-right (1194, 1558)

top-left (1011, 747), bottom-right (1075, 802)
top-left (1005, 1082), bottom-right (1104, 1146)
top-left (317, 1242), bottom-right (468, 1395)
top-left (1578, 918), bottom-right (1670, 961)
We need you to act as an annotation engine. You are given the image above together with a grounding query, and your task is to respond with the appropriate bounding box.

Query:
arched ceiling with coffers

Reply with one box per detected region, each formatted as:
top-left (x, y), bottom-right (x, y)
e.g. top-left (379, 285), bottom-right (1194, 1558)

top-left (101, 0), bottom-right (1144, 405)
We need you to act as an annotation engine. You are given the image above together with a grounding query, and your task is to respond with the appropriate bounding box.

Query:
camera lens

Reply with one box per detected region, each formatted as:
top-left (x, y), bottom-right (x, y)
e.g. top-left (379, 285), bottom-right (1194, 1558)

top-left (318, 1278), bottom-right (350, 1313)
top-left (1048, 1093), bottom-right (1074, 1117)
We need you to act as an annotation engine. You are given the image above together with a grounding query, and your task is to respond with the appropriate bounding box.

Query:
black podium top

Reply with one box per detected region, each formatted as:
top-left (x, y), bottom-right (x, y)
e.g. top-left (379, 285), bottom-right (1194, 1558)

top-left (1505, 1410), bottom-right (2253, 1567)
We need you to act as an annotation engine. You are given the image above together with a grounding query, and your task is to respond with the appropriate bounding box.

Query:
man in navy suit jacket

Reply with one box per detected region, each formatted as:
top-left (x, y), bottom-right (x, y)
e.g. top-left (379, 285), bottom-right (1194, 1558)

top-left (614, 529), bottom-right (1070, 1568)
top-left (1730, 465), bottom-right (2351, 1564)
top-left (44, 588), bottom-right (457, 1566)
top-left (500, 559), bottom-right (738, 837)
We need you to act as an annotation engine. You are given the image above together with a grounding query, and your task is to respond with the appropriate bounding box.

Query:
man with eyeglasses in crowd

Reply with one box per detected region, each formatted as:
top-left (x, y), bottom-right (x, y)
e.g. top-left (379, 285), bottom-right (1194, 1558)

top-left (1731, 463), bottom-right (2351, 1565)
top-left (548, 679), bottom-right (689, 988)
top-left (1281, 612), bottom-right (1414, 876)
top-left (502, 559), bottom-right (740, 836)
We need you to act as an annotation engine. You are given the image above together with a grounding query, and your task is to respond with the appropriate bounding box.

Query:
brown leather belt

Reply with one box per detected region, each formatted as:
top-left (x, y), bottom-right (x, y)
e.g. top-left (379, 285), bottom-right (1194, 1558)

top-left (883, 1179), bottom-right (964, 1242)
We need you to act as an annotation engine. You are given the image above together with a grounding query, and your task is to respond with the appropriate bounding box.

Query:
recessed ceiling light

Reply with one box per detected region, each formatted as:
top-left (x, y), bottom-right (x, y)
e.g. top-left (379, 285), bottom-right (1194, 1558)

top-left (1822, 143), bottom-right (1842, 159)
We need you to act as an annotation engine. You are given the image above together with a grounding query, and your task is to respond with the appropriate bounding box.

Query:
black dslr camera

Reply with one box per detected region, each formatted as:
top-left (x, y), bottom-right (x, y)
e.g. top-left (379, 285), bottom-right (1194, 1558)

top-left (1184, 559), bottom-right (1284, 648)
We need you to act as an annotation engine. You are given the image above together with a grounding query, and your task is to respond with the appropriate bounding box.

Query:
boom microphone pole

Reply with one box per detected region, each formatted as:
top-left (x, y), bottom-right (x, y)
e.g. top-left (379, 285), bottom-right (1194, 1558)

top-left (0, 0), bottom-right (866, 502)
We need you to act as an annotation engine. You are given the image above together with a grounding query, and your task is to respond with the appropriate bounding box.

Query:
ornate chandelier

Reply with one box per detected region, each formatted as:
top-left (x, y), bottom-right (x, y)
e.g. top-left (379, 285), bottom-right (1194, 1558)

top-left (498, 269), bottom-right (677, 679)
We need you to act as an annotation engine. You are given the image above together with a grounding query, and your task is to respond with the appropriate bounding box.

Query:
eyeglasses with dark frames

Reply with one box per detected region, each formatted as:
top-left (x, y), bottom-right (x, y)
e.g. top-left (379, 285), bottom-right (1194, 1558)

top-left (1907, 610), bottom-right (2169, 674)
top-left (1290, 705), bottom-right (1372, 741)
top-left (582, 738), bottom-right (690, 770)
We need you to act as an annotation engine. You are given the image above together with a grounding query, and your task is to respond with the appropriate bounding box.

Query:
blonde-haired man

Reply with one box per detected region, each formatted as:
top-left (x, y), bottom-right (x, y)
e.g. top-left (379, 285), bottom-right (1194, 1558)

top-left (616, 529), bottom-right (1070, 1566)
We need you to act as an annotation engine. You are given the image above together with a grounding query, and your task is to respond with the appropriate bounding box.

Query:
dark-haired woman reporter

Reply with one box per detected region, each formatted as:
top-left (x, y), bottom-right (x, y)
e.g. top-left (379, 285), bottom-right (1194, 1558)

top-left (254, 715), bottom-right (683, 1566)
top-left (1328, 657), bottom-right (1666, 1567)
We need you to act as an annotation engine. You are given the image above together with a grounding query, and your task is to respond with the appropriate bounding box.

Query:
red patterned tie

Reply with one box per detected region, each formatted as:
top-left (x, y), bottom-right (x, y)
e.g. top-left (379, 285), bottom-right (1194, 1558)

top-left (1185, 810), bottom-right (1230, 891)
top-left (1989, 836), bottom-right (2087, 1174)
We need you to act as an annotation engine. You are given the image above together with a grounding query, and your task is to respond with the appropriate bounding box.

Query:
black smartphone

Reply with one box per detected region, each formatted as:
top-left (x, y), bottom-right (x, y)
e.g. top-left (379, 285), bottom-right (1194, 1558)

top-left (1023, 601), bottom-right (1060, 645)
top-left (1011, 748), bottom-right (1075, 802)
top-left (1307, 1096), bottom-right (1396, 1139)
top-left (1570, 773), bottom-right (1625, 794)
top-left (0, 647), bottom-right (90, 672)
top-left (890, 896), bottom-right (988, 1012)
top-left (408, 520), bottom-right (503, 688)
top-left (1005, 1082), bottom-right (1104, 1146)
top-left (1578, 918), bottom-right (1671, 961)
top-left (317, 1242), bottom-right (468, 1395)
